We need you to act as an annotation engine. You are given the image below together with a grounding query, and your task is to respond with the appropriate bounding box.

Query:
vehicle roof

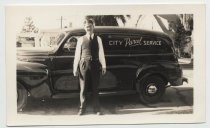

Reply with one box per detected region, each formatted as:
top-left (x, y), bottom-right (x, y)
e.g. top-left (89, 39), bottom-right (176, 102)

top-left (66, 26), bottom-right (171, 40)
top-left (54, 26), bottom-right (174, 54)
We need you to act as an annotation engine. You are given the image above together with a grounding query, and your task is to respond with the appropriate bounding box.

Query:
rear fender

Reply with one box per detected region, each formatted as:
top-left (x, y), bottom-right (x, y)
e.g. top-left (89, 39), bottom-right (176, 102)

top-left (135, 64), bottom-right (168, 92)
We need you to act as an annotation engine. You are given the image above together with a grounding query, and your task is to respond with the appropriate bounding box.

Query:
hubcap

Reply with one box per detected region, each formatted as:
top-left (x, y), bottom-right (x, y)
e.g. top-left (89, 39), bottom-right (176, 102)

top-left (147, 83), bottom-right (158, 94)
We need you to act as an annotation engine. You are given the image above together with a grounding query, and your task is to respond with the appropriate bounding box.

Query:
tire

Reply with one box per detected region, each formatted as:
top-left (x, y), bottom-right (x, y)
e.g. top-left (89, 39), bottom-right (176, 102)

top-left (139, 75), bottom-right (166, 104)
top-left (17, 83), bottom-right (28, 112)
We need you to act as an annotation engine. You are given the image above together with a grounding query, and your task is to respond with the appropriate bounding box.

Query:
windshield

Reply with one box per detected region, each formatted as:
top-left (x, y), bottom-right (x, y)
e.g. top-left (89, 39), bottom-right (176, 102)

top-left (50, 32), bottom-right (66, 52)
top-left (17, 32), bottom-right (66, 52)
top-left (39, 32), bottom-right (65, 48)
top-left (56, 33), bottom-right (65, 46)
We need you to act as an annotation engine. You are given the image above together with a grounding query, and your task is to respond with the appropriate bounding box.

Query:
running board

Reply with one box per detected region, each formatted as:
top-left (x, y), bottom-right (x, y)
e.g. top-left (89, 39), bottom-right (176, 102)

top-left (52, 90), bottom-right (136, 99)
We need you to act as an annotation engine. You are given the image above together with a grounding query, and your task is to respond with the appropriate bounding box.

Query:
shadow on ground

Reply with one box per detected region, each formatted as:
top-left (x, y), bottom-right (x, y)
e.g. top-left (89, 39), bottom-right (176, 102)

top-left (19, 87), bottom-right (193, 115)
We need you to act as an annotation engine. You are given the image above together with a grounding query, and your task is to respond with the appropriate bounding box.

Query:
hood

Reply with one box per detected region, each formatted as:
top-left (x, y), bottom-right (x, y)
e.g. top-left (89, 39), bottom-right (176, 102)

top-left (17, 47), bottom-right (55, 56)
top-left (17, 60), bottom-right (48, 75)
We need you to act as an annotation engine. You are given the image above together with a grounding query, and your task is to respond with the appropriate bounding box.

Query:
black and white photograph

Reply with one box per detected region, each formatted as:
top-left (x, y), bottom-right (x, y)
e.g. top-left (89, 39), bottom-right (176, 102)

top-left (5, 5), bottom-right (205, 126)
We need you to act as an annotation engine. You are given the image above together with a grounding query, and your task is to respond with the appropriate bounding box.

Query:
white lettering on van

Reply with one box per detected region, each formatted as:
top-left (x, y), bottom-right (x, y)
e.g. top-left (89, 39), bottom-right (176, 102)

top-left (124, 37), bottom-right (143, 47)
top-left (108, 37), bottom-right (162, 47)
top-left (109, 41), bottom-right (117, 45)
top-left (143, 40), bottom-right (162, 45)
top-left (109, 40), bottom-right (123, 46)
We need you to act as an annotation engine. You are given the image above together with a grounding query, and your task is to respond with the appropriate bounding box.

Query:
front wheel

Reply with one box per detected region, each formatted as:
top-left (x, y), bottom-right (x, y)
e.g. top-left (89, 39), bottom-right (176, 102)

top-left (138, 76), bottom-right (166, 104)
top-left (17, 83), bottom-right (28, 111)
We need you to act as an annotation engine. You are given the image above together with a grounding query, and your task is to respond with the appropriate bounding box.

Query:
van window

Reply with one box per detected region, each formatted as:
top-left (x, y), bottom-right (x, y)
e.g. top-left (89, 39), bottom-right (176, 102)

top-left (129, 35), bottom-right (173, 54)
top-left (62, 36), bottom-right (81, 55)
top-left (99, 34), bottom-right (130, 55)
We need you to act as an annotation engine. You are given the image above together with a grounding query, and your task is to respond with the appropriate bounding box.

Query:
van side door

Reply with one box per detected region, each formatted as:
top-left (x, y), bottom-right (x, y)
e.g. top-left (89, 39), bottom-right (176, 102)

top-left (98, 33), bottom-right (136, 90)
top-left (51, 32), bottom-right (84, 92)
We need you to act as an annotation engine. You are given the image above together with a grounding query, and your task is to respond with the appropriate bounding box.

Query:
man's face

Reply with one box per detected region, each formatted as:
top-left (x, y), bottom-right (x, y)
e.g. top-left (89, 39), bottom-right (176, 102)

top-left (84, 22), bottom-right (94, 33)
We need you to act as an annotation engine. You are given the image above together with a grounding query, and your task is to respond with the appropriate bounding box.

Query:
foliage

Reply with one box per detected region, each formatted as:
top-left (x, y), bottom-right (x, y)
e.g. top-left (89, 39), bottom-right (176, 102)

top-left (85, 15), bottom-right (131, 26)
top-left (21, 17), bottom-right (39, 33)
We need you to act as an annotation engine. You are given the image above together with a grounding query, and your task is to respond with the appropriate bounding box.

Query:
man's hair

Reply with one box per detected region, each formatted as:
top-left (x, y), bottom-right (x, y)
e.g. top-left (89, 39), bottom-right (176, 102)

top-left (83, 18), bottom-right (94, 25)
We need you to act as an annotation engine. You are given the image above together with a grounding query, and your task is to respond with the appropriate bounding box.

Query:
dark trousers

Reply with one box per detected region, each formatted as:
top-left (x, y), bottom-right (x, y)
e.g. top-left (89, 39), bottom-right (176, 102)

top-left (78, 58), bottom-right (100, 110)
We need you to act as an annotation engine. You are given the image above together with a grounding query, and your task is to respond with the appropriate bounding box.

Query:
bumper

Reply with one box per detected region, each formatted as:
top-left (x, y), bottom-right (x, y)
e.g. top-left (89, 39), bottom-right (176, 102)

top-left (170, 77), bottom-right (188, 86)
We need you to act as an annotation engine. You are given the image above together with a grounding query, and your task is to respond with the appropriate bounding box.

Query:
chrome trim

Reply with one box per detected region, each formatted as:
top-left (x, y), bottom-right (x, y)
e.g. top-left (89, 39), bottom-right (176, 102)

top-left (52, 53), bottom-right (174, 58)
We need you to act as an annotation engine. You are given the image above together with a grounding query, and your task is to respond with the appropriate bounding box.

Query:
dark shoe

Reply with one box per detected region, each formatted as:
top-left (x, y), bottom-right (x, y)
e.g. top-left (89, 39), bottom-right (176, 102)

top-left (78, 109), bottom-right (85, 115)
top-left (94, 108), bottom-right (102, 115)
top-left (96, 111), bottom-right (102, 115)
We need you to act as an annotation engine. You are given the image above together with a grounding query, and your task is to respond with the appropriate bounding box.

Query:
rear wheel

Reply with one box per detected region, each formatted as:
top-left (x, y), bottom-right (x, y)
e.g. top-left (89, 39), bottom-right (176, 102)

top-left (17, 83), bottom-right (28, 111)
top-left (139, 75), bottom-right (166, 104)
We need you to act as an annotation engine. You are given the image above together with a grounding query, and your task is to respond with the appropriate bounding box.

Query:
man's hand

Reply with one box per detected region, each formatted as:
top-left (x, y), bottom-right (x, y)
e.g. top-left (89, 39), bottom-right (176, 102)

top-left (73, 69), bottom-right (78, 76)
top-left (102, 68), bottom-right (106, 75)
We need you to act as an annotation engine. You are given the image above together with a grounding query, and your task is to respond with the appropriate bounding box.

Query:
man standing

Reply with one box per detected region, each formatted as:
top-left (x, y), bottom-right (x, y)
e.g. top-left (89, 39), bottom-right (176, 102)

top-left (73, 18), bottom-right (106, 115)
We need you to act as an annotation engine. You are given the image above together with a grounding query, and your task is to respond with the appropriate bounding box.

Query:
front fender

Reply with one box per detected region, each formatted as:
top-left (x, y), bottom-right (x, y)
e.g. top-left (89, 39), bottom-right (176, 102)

top-left (17, 61), bottom-right (52, 98)
top-left (17, 61), bottom-right (49, 88)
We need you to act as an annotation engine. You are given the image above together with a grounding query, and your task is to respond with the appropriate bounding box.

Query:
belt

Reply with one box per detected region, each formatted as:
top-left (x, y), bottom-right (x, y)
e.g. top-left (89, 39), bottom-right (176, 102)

top-left (81, 56), bottom-right (99, 61)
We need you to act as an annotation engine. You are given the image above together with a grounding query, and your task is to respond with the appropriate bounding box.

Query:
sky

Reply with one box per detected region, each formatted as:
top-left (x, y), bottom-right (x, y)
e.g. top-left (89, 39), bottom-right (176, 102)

top-left (6, 6), bottom-right (168, 34)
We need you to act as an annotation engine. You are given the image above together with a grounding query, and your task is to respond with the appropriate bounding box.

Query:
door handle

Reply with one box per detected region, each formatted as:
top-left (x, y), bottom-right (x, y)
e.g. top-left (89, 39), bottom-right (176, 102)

top-left (50, 56), bottom-right (54, 61)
